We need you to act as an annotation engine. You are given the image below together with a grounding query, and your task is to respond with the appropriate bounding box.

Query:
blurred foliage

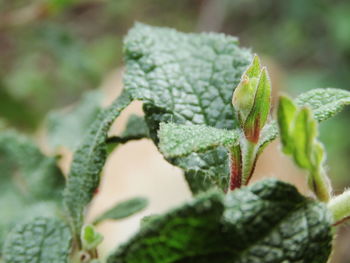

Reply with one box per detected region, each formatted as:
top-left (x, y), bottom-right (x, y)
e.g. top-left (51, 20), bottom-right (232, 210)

top-left (0, 0), bottom-right (349, 186)
top-left (0, 0), bottom-right (197, 130)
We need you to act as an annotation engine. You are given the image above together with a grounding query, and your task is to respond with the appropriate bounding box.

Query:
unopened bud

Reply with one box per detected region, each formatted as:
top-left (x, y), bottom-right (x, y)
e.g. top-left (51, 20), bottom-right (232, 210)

top-left (232, 55), bottom-right (271, 143)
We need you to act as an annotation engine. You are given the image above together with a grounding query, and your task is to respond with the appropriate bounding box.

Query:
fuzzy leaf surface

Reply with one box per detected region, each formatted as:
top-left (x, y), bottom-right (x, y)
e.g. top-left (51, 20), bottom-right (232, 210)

top-left (63, 90), bottom-right (132, 234)
top-left (158, 123), bottom-right (239, 158)
top-left (107, 179), bottom-right (332, 263)
top-left (3, 217), bottom-right (72, 263)
top-left (0, 131), bottom-right (64, 247)
top-left (295, 88), bottom-right (350, 122)
top-left (47, 90), bottom-right (103, 151)
top-left (93, 197), bottom-right (148, 225)
top-left (124, 23), bottom-right (252, 192)
top-left (258, 88), bottom-right (350, 154)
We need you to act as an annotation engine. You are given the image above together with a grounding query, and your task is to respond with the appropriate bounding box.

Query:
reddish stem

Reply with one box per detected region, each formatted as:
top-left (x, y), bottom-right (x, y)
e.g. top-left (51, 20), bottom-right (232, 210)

top-left (229, 146), bottom-right (242, 191)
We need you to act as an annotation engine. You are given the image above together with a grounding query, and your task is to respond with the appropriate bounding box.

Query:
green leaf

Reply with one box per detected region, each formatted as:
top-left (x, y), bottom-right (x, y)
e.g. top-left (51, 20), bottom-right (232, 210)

top-left (277, 96), bottom-right (331, 202)
top-left (277, 96), bottom-right (297, 154)
top-left (63, 90), bottom-right (132, 235)
top-left (3, 217), bottom-right (72, 263)
top-left (81, 224), bottom-right (103, 250)
top-left (232, 55), bottom-right (260, 123)
top-left (93, 197), bottom-right (148, 225)
top-left (47, 90), bottom-right (103, 151)
top-left (295, 88), bottom-right (350, 122)
top-left (124, 23), bottom-right (252, 193)
top-left (0, 131), bottom-right (65, 247)
top-left (107, 179), bottom-right (332, 263)
top-left (258, 88), bottom-right (350, 157)
top-left (158, 123), bottom-right (239, 158)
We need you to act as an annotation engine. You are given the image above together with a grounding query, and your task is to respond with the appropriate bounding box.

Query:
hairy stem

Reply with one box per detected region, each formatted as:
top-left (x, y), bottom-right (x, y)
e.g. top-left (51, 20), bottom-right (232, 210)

top-left (241, 140), bottom-right (257, 185)
top-left (229, 145), bottom-right (242, 191)
top-left (328, 190), bottom-right (350, 225)
top-left (308, 167), bottom-right (332, 202)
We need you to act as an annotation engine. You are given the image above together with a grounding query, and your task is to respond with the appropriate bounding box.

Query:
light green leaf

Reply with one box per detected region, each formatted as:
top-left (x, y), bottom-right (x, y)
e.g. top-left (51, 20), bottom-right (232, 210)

top-left (124, 23), bottom-right (252, 193)
top-left (81, 224), bottom-right (103, 250)
top-left (277, 96), bottom-right (331, 202)
top-left (107, 179), bottom-right (332, 263)
top-left (244, 67), bottom-right (271, 142)
top-left (277, 96), bottom-right (297, 154)
top-left (158, 123), bottom-right (239, 158)
top-left (232, 55), bottom-right (260, 124)
top-left (295, 88), bottom-right (350, 122)
top-left (63, 90), bottom-right (132, 235)
top-left (292, 108), bottom-right (316, 169)
top-left (47, 90), bottom-right (103, 151)
top-left (258, 88), bottom-right (350, 157)
top-left (3, 217), bottom-right (72, 263)
top-left (93, 197), bottom-right (148, 225)
top-left (0, 131), bottom-right (65, 247)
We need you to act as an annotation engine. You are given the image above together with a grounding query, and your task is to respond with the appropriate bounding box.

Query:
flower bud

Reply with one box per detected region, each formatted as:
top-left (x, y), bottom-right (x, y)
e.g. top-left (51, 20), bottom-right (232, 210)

top-left (232, 55), bottom-right (271, 143)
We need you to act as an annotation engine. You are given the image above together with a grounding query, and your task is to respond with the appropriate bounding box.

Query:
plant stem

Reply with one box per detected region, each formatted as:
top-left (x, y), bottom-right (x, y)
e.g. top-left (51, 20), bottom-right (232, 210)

top-left (241, 139), bottom-right (257, 185)
top-left (328, 190), bottom-right (350, 225)
top-left (229, 145), bottom-right (242, 191)
top-left (308, 167), bottom-right (332, 202)
top-left (228, 137), bottom-right (258, 191)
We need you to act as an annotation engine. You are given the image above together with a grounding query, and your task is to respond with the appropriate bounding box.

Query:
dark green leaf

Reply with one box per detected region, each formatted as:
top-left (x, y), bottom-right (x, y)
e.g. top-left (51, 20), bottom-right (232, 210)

top-left (3, 217), bottom-right (72, 263)
top-left (124, 23), bottom-right (252, 193)
top-left (107, 179), bottom-right (332, 263)
top-left (47, 90), bottom-right (103, 151)
top-left (158, 123), bottom-right (239, 158)
top-left (63, 90), bottom-right (132, 235)
top-left (93, 197), bottom-right (148, 225)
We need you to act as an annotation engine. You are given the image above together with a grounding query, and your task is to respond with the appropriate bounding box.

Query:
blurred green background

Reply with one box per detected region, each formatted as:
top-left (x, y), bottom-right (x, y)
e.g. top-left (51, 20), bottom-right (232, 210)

top-left (0, 0), bottom-right (349, 260)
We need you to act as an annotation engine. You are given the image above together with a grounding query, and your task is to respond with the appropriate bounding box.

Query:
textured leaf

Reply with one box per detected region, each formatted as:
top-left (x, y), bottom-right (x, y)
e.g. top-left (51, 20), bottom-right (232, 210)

top-left (158, 123), bottom-right (239, 158)
top-left (0, 131), bottom-right (65, 247)
top-left (258, 88), bottom-right (350, 156)
top-left (124, 23), bottom-right (252, 193)
top-left (93, 197), bottom-right (148, 225)
top-left (63, 90), bottom-right (132, 235)
top-left (47, 90), bottom-right (103, 151)
top-left (295, 88), bottom-right (350, 122)
top-left (107, 179), bottom-right (332, 263)
top-left (3, 217), bottom-right (72, 263)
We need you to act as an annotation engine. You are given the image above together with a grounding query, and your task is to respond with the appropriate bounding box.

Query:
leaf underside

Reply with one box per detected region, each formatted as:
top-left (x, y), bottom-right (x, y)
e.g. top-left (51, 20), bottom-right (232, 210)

top-left (63, 90), bottom-right (132, 234)
top-left (3, 217), bottom-right (72, 263)
top-left (123, 23), bottom-right (252, 193)
top-left (93, 197), bottom-right (148, 224)
top-left (107, 179), bottom-right (332, 263)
